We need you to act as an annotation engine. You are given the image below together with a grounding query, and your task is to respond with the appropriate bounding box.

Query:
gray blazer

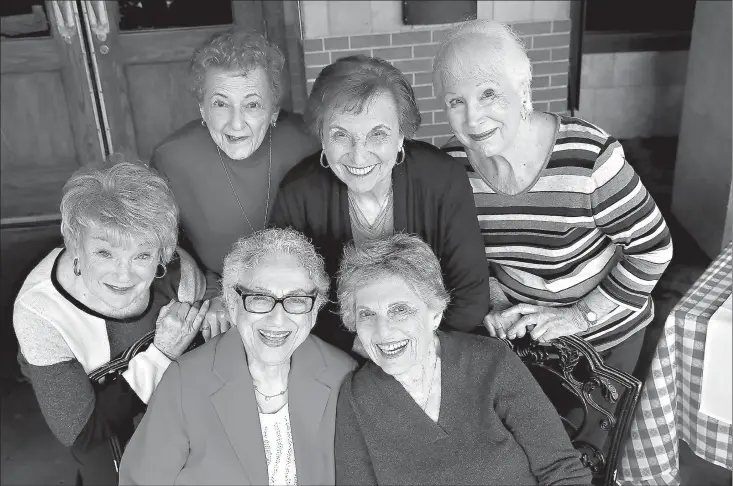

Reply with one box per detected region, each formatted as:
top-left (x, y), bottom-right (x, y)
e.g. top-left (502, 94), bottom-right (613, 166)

top-left (119, 328), bottom-right (356, 485)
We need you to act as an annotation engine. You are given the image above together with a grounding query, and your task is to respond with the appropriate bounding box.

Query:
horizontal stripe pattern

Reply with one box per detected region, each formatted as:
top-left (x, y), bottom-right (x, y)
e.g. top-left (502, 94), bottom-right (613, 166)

top-left (443, 116), bottom-right (673, 349)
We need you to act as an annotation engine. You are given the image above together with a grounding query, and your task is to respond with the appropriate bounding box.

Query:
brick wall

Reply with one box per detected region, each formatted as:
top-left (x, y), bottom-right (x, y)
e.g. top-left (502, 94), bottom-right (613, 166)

top-left (303, 20), bottom-right (572, 146)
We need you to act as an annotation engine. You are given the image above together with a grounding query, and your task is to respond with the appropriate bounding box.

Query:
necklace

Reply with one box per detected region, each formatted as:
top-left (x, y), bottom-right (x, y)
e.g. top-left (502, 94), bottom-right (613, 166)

top-left (254, 386), bottom-right (288, 401)
top-left (419, 353), bottom-right (440, 410)
top-left (216, 130), bottom-right (272, 233)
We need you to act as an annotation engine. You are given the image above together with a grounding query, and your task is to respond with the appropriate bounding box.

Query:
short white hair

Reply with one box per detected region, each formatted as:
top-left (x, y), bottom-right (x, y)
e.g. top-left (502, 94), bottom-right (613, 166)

top-left (433, 20), bottom-right (533, 117)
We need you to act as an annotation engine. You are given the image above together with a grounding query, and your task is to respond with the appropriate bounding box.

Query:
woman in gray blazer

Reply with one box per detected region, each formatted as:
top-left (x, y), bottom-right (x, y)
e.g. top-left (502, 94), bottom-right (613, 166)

top-left (119, 228), bottom-right (356, 485)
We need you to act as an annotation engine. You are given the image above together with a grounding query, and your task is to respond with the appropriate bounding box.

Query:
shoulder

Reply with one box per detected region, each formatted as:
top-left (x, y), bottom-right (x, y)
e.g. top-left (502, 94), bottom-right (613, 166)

top-left (551, 115), bottom-right (624, 172)
top-left (308, 335), bottom-right (357, 386)
top-left (271, 111), bottom-right (322, 166)
top-left (151, 120), bottom-right (209, 165)
top-left (440, 331), bottom-right (516, 372)
top-left (403, 139), bottom-right (472, 184)
top-left (172, 331), bottom-right (223, 383)
top-left (277, 150), bottom-right (328, 190)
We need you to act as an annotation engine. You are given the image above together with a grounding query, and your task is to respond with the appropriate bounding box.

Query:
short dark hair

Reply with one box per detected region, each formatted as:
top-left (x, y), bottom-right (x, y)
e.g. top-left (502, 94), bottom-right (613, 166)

top-left (305, 55), bottom-right (421, 139)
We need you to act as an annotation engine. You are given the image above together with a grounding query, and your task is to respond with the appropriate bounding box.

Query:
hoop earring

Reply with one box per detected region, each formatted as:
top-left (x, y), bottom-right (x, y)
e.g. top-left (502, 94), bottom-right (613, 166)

top-left (395, 146), bottom-right (406, 166)
top-left (73, 258), bottom-right (81, 276)
top-left (155, 264), bottom-right (167, 279)
top-left (201, 119), bottom-right (207, 127)
top-left (319, 150), bottom-right (329, 168)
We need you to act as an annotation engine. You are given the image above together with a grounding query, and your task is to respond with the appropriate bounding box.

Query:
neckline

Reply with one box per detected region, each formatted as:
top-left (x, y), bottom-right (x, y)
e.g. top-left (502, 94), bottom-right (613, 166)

top-left (50, 248), bottom-right (155, 323)
top-left (471, 112), bottom-right (561, 197)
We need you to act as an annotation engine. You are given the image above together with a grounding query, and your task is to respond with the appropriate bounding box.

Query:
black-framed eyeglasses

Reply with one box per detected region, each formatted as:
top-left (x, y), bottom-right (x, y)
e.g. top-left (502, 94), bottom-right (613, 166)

top-left (234, 288), bottom-right (317, 315)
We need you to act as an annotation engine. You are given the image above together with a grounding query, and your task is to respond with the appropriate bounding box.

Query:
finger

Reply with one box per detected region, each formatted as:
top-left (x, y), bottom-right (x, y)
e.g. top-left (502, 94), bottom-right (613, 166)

top-left (501, 304), bottom-right (540, 319)
top-left (189, 300), bottom-right (210, 328)
top-left (185, 300), bottom-right (203, 322)
top-left (530, 321), bottom-right (551, 341)
top-left (218, 314), bottom-right (232, 334)
top-left (485, 320), bottom-right (497, 338)
top-left (176, 302), bottom-right (191, 321)
top-left (507, 315), bottom-right (538, 338)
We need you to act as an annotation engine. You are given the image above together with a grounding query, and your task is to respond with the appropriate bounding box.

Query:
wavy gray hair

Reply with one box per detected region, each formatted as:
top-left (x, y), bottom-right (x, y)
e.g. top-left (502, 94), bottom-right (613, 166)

top-left (433, 20), bottom-right (533, 118)
top-left (187, 28), bottom-right (287, 108)
top-left (220, 228), bottom-right (330, 314)
top-left (337, 233), bottom-right (450, 332)
top-left (60, 160), bottom-right (179, 264)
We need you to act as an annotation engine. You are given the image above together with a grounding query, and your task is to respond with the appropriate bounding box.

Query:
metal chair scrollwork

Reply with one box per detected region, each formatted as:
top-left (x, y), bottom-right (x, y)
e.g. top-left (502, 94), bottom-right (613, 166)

top-left (500, 335), bottom-right (642, 486)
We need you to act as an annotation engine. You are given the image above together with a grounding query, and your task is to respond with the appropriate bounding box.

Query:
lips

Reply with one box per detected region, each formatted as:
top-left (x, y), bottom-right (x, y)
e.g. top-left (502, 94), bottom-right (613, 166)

top-left (225, 134), bottom-right (249, 143)
top-left (258, 329), bottom-right (292, 347)
top-left (376, 339), bottom-right (409, 358)
top-left (468, 127), bottom-right (498, 142)
top-left (344, 164), bottom-right (377, 176)
top-left (104, 283), bottom-right (134, 294)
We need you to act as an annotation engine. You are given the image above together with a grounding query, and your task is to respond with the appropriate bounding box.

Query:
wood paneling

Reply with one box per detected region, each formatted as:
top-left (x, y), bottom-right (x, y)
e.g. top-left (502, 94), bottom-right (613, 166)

top-left (125, 62), bottom-right (200, 161)
top-left (0, 38), bottom-right (60, 73)
top-left (118, 27), bottom-right (231, 64)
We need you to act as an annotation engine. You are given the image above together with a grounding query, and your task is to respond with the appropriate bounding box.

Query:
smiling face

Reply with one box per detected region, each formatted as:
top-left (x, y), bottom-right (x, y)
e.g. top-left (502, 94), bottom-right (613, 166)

top-left (74, 227), bottom-right (159, 311)
top-left (200, 67), bottom-right (279, 160)
top-left (231, 253), bottom-right (317, 366)
top-left (441, 54), bottom-right (524, 159)
top-left (322, 92), bottom-right (404, 195)
top-left (353, 276), bottom-right (441, 378)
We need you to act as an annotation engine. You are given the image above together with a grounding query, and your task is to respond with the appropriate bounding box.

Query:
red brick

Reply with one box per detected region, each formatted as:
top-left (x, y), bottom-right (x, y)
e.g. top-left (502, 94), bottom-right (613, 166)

top-left (304, 52), bottom-right (330, 67)
top-left (511, 21), bottom-right (552, 36)
top-left (549, 100), bottom-right (568, 113)
top-left (434, 110), bottom-right (447, 124)
top-left (551, 47), bottom-right (570, 61)
top-left (392, 31), bottom-right (432, 46)
top-left (533, 61), bottom-right (568, 76)
top-left (413, 85), bottom-right (433, 99)
top-left (420, 111), bottom-right (433, 124)
top-left (414, 72), bottom-right (434, 86)
top-left (306, 66), bottom-right (325, 81)
top-left (553, 20), bottom-right (572, 33)
top-left (531, 76), bottom-right (550, 88)
top-left (350, 34), bottom-right (391, 49)
top-left (551, 73), bottom-right (569, 87)
top-left (416, 123), bottom-right (452, 137)
top-left (533, 101), bottom-right (550, 112)
top-left (413, 43), bottom-right (439, 59)
top-left (528, 49), bottom-right (551, 63)
top-left (533, 33), bottom-right (571, 49)
top-left (417, 97), bottom-right (444, 112)
top-left (372, 46), bottom-right (413, 61)
top-left (324, 37), bottom-right (349, 50)
top-left (304, 39), bottom-right (323, 52)
top-left (392, 58), bottom-right (433, 74)
top-left (331, 49), bottom-right (373, 62)
top-left (532, 87), bottom-right (567, 102)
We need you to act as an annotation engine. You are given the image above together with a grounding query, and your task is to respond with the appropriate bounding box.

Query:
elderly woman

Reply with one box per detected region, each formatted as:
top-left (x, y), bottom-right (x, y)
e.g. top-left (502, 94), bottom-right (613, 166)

top-left (119, 228), bottom-right (356, 485)
top-left (270, 55), bottom-right (489, 356)
top-left (13, 161), bottom-right (209, 485)
top-left (433, 20), bottom-right (673, 377)
top-left (334, 234), bottom-right (591, 485)
top-left (151, 28), bottom-right (320, 335)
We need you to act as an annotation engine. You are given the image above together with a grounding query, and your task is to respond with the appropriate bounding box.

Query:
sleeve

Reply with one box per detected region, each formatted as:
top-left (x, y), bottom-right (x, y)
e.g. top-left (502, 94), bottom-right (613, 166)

top-left (589, 141), bottom-right (673, 315)
top-left (492, 344), bottom-right (592, 485)
top-left (14, 307), bottom-right (145, 448)
top-left (118, 362), bottom-right (190, 485)
top-left (269, 181), bottom-right (301, 230)
top-left (438, 162), bottom-right (491, 331)
top-left (334, 381), bottom-right (378, 485)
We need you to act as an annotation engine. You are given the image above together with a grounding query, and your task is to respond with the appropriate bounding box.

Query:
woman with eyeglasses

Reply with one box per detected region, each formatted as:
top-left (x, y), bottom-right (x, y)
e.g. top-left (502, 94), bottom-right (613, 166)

top-left (119, 228), bottom-right (356, 486)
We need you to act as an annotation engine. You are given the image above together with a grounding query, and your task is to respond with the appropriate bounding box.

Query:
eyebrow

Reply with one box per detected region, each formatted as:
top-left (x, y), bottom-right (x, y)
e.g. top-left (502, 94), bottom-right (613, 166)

top-left (239, 286), bottom-right (315, 296)
top-left (328, 124), bottom-right (391, 132)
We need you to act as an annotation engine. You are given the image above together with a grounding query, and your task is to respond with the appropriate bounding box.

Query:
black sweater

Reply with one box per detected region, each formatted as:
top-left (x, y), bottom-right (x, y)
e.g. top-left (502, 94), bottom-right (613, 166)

top-left (270, 139), bottom-right (491, 353)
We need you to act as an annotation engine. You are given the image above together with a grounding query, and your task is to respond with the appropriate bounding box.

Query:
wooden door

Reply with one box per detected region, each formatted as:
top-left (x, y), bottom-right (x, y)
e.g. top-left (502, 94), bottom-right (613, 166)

top-left (1, 1), bottom-right (104, 223)
top-left (82, 0), bottom-right (305, 163)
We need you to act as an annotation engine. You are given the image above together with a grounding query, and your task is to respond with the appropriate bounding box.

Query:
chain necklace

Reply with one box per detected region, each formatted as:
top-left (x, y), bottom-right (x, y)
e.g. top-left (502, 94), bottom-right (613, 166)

top-left (254, 386), bottom-right (288, 401)
top-left (419, 352), bottom-right (440, 410)
top-left (216, 130), bottom-right (272, 233)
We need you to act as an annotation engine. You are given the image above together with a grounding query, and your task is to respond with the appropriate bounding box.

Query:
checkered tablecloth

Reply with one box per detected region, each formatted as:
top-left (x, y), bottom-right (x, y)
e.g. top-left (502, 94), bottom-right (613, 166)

top-left (617, 241), bottom-right (733, 485)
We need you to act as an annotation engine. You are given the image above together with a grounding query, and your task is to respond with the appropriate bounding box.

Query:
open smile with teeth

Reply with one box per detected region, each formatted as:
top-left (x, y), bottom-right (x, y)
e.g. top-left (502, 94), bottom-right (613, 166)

top-left (376, 339), bottom-right (409, 357)
top-left (258, 329), bottom-right (292, 347)
top-left (469, 127), bottom-right (498, 142)
top-left (225, 134), bottom-right (249, 143)
top-left (344, 164), bottom-right (377, 176)
top-left (105, 283), bottom-right (134, 294)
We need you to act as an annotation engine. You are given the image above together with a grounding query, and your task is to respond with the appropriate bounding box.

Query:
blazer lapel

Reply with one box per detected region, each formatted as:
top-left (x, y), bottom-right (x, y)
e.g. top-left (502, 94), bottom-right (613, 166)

top-left (288, 337), bottom-right (331, 486)
top-left (210, 330), bottom-right (268, 486)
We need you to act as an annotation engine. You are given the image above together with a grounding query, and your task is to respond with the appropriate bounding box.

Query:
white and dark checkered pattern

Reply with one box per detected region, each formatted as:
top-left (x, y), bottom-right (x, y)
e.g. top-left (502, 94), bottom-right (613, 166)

top-left (617, 241), bottom-right (733, 485)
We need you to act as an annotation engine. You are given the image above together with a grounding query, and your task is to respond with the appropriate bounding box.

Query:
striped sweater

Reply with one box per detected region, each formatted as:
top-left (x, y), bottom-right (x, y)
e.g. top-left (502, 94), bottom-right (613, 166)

top-left (442, 115), bottom-right (673, 350)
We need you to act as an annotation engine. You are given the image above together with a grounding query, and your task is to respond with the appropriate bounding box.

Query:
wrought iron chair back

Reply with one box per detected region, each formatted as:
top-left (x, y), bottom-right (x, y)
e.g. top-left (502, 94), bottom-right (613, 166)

top-left (501, 335), bottom-right (642, 486)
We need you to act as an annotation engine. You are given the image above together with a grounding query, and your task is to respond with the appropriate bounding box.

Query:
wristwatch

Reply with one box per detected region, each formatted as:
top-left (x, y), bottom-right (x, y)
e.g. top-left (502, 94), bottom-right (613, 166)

top-left (575, 299), bottom-right (597, 329)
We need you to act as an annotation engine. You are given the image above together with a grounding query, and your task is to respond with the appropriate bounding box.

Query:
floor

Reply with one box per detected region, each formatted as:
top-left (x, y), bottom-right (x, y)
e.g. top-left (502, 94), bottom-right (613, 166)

top-left (1, 137), bottom-right (731, 485)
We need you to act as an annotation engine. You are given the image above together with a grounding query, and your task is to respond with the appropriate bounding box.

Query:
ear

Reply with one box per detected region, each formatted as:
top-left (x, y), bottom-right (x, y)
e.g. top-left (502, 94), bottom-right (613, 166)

top-left (271, 109), bottom-right (280, 126)
top-left (429, 310), bottom-right (442, 332)
top-left (199, 103), bottom-right (205, 120)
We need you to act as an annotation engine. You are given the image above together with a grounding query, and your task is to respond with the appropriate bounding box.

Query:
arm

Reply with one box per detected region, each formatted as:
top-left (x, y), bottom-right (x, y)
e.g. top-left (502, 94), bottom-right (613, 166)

top-left (492, 344), bottom-right (592, 485)
top-left (438, 163), bottom-right (491, 331)
top-left (119, 362), bottom-right (189, 485)
top-left (334, 382), bottom-right (378, 485)
top-left (587, 141), bottom-right (673, 324)
top-left (14, 308), bottom-right (148, 448)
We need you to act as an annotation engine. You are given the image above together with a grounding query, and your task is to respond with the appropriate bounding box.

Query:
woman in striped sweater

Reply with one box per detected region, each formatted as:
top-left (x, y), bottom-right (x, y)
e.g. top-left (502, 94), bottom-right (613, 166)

top-left (432, 19), bottom-right (673, 378)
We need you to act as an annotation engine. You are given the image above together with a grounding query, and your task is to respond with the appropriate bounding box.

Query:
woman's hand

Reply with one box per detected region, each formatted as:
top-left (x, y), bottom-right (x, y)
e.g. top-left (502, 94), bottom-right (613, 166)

top-left (201, 296), bottom-right (232, 341)
top-left (154, 299), bottom-right (210, 359)
top-left (501, 304), bottom-right (589, 343)
top-left (483, 310), bottom-right (522, 339)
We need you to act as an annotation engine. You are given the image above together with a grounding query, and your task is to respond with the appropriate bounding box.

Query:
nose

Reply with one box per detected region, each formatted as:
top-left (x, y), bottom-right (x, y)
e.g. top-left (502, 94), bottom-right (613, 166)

top-left (115, 259), bottom-right (133, 281)
top-left (268, 301), bottom-right (288, 325)
top-left (352, 142), bottom-right (369, 166)
top-left (465, 100), bottom-right (485, 128)
top-left (230, 106), bottom-right (245, 131)
top-left (374, 314), bottom-right (395, 339)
